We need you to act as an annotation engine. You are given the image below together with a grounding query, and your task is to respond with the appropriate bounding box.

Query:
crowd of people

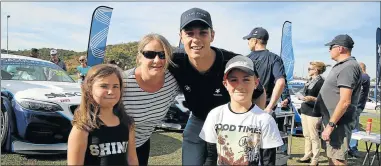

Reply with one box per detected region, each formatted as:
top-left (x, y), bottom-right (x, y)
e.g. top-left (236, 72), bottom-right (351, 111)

top-left (26, 7), bottom-right (372, 166)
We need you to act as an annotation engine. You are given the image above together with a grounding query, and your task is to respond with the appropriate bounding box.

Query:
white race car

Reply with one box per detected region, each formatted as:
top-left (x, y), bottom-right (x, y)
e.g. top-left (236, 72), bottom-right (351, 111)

top-left (1, 54), bottom-right (81, 154)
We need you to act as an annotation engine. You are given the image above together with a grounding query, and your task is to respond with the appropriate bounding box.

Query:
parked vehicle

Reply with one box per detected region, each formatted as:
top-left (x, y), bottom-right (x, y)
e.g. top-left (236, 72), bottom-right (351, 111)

top-left (1, 54), bottom-right (81, 154)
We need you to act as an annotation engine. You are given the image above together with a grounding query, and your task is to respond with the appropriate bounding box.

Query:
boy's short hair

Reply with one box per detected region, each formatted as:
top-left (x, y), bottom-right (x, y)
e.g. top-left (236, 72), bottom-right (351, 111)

top-left (224, 55), bottom-right (259, 77)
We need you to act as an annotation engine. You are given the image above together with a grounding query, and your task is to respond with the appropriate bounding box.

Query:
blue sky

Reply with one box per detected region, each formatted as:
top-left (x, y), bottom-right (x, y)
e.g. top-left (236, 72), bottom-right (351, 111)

top-left (1, 2), bottom-right (380, 79)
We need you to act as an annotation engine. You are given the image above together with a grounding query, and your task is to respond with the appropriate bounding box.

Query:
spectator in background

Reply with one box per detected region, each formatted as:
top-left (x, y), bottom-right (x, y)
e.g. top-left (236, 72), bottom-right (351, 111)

top-left (108, 60), bottom-right (117, 65)
top-left (50, 49), bottom-right (67, 71)
top-left (30, 48), bottom-right (39, 58)
top-left (243, 27), bottom-right (287, 115)
top-left (314, 34), bottom-right (361, 165)
top-left (297, 61), bottom-right (328, 166)
top-left (243, 27), bottom-right (288, 153)
top-left (77, 56), bottom-right (91, 83)
top-left (348, 62), bottom-right (370, 158)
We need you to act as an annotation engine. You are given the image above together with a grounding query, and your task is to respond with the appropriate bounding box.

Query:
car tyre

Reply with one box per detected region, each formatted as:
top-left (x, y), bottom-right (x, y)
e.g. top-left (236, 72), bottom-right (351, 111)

top-left (375, 105), bottom-right (380, 112)
top-left (0, 106), bottom-right (9, 148)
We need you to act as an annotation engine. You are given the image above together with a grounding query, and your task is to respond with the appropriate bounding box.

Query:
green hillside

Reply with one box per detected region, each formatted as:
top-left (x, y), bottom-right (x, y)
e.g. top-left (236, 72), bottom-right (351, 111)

top-left (1, 42), bottom-right (140, 75)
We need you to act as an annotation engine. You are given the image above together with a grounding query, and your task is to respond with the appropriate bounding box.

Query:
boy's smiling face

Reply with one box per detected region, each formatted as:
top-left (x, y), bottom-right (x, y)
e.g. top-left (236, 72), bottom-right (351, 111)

top-left (223, 69), bottom-right (258, 104)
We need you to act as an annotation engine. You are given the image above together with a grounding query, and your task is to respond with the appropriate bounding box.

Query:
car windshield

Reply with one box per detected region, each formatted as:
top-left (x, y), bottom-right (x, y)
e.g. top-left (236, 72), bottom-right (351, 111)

top-left (1, 58), bottom-right (75, 83)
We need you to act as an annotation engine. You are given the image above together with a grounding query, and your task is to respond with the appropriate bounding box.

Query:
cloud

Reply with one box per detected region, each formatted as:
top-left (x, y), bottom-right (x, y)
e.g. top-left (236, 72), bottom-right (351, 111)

top-left (1, 2), bottom-right (379, 78)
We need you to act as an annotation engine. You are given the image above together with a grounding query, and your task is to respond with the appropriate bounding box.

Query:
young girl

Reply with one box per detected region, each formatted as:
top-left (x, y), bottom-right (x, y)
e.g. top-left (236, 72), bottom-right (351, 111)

top-left (68, 64), bottom-right (138, 165)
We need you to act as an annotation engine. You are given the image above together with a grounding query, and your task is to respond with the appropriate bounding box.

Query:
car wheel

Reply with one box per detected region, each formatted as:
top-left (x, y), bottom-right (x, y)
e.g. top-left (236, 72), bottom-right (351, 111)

top-left (0, 107), bottom-right (9, 147)
top-left (376, 105), bottom-right (380, 112)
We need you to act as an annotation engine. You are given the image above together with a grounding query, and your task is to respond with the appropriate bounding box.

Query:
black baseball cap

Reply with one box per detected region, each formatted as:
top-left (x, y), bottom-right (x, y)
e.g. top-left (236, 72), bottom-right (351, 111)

top-left (324, 34), bottom-right (354, 48)
top-left (243, 27), bottom-right (269, 41)
top-left (180, 8), bottom-right (213, 30)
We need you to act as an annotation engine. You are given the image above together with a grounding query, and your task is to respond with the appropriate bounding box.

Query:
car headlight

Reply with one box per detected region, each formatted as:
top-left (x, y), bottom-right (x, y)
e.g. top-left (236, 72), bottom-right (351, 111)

top-left (17, 99), bottom-right (64, 112)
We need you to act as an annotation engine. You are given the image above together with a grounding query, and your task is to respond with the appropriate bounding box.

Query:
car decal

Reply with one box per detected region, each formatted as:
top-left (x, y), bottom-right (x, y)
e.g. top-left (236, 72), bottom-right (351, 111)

top-left (44, 92), bottom-right (81, 98)
top-left (60, 99), bottom-right (70, 102)
top-left (1, 58), bottom-right (61, 70)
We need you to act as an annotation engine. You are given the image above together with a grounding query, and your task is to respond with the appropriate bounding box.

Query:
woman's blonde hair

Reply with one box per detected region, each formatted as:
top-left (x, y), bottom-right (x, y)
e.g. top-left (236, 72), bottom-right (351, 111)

top-left (136, 33), bottom-right (174, 69)
top-left (310, 61), bottom-right (331, 74)
top-left (72, 64), bottom-right (133, 131)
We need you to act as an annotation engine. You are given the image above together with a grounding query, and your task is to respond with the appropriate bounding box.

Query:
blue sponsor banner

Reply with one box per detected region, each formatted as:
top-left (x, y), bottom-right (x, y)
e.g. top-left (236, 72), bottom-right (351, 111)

top-left (86, 6), bottom-right (113, 67)
top-left (376, 27), bottom-right (380, 103)
top-left (280, 21), bottom-right (295, 82)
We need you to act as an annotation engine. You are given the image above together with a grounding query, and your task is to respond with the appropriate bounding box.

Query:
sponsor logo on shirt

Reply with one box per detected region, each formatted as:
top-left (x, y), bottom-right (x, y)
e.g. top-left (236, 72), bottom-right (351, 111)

top-left (184, 85), bottom-right (191, 92)
top-left (89, 141), bottom-right (128, 157)
top-left (214, 88), bottom-right (222, 97)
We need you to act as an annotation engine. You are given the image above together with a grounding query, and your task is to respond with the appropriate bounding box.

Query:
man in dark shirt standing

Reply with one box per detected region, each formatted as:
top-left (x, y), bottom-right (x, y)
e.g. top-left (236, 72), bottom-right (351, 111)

top-left (243, 27), bottom-right (287, 114)
top-left (348, 62), bottom-right (370, 158)
top-left (314, 34), bottom-right (361, 165)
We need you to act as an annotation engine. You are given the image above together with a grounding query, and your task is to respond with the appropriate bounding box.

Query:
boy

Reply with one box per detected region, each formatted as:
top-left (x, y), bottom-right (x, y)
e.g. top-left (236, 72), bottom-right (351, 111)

top-left (199, 55), bottom-right (283, 165)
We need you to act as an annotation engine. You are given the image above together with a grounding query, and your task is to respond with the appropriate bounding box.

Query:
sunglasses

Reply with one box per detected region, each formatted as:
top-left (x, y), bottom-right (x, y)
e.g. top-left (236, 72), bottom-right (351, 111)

top-left (329, 45), bottom-right (340, 51)
top-left (79, 59), bottom-right (85, 62)
top-left (308, 68), bottom-right (314, 71)
top-left (141, 51), bottom-right (165, 59)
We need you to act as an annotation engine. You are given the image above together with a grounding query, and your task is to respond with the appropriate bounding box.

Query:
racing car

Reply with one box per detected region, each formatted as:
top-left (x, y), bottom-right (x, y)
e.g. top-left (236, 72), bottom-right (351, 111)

top-left (1, 54), bottom-right (81, 154)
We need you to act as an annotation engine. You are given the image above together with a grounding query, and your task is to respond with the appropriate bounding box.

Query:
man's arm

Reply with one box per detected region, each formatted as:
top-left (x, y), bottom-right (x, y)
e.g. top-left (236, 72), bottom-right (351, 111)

top-left (265, 77), bottom-right (286, 112)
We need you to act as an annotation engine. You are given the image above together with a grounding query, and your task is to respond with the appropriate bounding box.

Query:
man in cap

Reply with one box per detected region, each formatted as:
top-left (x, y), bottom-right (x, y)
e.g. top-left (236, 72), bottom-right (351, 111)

top-left (168, 8), bottom-right (266, 165)
top-left (50, 49), bottom-right (67, 71)
top-left (243, 27), bottom-right (290, 154)
top-left (243, 27), bottom-right (288, 115)
top-left (314, 34), bottom-right (361, 165)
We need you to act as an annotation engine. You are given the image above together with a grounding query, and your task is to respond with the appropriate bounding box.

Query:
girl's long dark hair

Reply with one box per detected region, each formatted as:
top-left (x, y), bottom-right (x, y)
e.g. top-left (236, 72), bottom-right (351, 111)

top-left (72, 64), bottom-right (134, 131)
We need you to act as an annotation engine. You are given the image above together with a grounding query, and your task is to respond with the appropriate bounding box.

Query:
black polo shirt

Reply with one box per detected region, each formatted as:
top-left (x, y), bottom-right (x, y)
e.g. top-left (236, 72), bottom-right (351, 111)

top-left (168, 47), bottom-right (264, 121)
top-left (248, 50), bottom-right (286, 102)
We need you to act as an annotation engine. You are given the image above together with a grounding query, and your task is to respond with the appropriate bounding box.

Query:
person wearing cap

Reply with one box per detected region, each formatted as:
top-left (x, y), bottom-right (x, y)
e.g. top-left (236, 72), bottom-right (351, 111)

top-left (243, 27), bottom-right (288, 115)
top-left (168, 8), bottom-right (266, 165)
top-left (199, 55), bottom-right (283, 166)
top-left (50, 49), bottom-right (67, 71)
top-left (314, 34), bottom-right (361, 165)
top-left (76, 56), bottom-right (91, 83)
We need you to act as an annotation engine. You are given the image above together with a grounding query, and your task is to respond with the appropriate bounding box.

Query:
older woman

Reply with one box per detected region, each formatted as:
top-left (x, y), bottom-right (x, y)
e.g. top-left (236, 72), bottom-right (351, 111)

top-left (122, 33), bottom-right (179, 166)
top-left (297, 61), bottom-right (329, 166)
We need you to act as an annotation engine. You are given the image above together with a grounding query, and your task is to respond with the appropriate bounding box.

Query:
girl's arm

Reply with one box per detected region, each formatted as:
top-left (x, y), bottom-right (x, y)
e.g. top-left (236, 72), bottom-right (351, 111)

top-left (127, 125), bottom-right (139, 165)
top-left (67, 126), bottom-right (89, 165)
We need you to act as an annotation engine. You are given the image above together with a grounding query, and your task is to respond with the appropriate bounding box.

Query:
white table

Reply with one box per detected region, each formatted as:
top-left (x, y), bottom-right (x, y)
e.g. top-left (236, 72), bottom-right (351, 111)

top-left (351, 131), bottom-right (380, 166)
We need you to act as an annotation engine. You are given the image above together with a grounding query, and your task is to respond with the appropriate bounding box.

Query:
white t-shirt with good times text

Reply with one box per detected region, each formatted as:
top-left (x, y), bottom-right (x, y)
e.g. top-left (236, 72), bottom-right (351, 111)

top-left (199, 103), bottom-right (283, 165)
